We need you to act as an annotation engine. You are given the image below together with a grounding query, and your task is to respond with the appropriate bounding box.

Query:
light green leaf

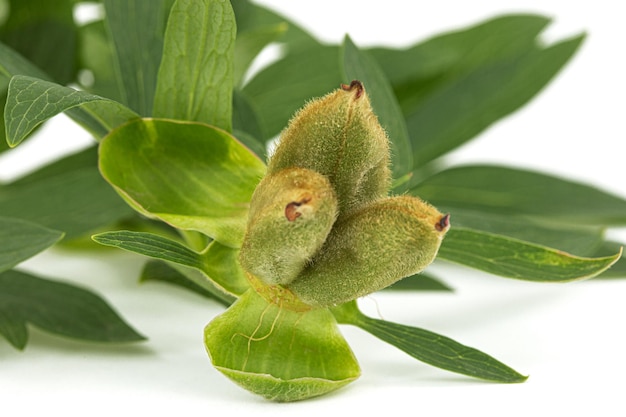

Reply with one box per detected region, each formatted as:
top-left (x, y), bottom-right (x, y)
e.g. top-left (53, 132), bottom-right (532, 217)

top-left (103, 0), bottom-right (170, 115)
top-left (439, 228), bottom-right (622, 281)
top-left (234, 22), bottom-right (286, 87)
top-left (99, 118), bottom-right (266, 247)
top-left (412, 165), bottom-right (626, 225)
top-left (153, 0), bottom-right (236, 130)
top-left (0, 217), bottom-right (63, 272)
top-left (342, 35), bottom-right (413, 178)
top-left (332, 301), bottom-right (526, 383)
top-left (4, 75), bottom-right (139, 146)
top-left (205, 289), bottom-right (360, 401)
top-left (242, 45), bottom-right (342, 140)
top-left (92, 230), bottom-right (248, 299)
top-left (0, 269), bottom-right (145, 350)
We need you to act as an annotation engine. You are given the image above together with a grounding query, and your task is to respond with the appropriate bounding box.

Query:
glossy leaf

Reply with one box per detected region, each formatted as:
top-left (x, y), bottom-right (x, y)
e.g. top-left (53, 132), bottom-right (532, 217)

top-left (0, 217), bottom-right (63, 272)
top-left (92, 230), bottom-right (248, 298)
top-left (439, 228), bottom-right (622, 281)
top-left (99, 118), bottom-right (266, 247)
top-left (0, 269), bottom-right (145, 350)
top-left (342, 35), bottom-right (413, 178)
top-left (103, 0), bottom-right (170, 115)
top-left (0, 165), bottom-right (134, 239)
top-left (153, 0), bottom-right (236, 130)
top-left (412, 165), bottom-right (626, 225)
top-left (332, 301), bottom-right (526, 383)
top-left (4, 75), bottom-right (139, 146)
top-left (242, 45), bottom-right (342, 140)
top-left (205, 289), bottom-right (360, 401)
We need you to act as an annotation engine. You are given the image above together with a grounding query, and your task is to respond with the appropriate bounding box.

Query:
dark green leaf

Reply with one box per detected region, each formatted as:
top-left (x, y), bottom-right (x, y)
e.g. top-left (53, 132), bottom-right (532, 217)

top-left (332, 301), bottom-right (526, 383)
top-left (342, 36), bottom-right (413, 178)
top-left (0, 40), bottom-right (51, 80)
top-left (0, 0), bottom-right (77, 83)
top-left (594, 241), bottom-right (626, 278)
top-left (93, 230), bottom-right (248, 300)
top-left (0, 269), bottom-right (145, 350)
top-left (412, 165), bottom-right (626, 225)
top-left (10, 146), bottom-right (98, 186)
top-left (153, 0), bottom-right (236, 130)
top-left (443, 207), bottom-right (604, 257)
top-left (404, 34), bottom-right (584, 166)
top-left (231, 0), bottom-right (319, 50)
top-left (232, 89), bottom-right (266, 158)
top-left (99, 118), bottom-right (266, 248)
top-left (385, 273), bottom-right (453, 292)
top-left (5, 75), bottom-right (139, 146)
top-left (439, 228), bottom-right (622, 281)
top-left (0, 166), bottom-right (134, 239)
top-left (243, 45), bottom-right (342, 140)
top-left (140, 260), bottom-right (229, 305)
top-left (0, 217), bottom-right (63, 272)
top-left (234, 22), bottom-right (286, 87)
top-left (103, 0), bottom-right (169, 115)
top-left (370, 15), bottom-right (551, 100)
top-left (76, 20), bottom-right (123, 102)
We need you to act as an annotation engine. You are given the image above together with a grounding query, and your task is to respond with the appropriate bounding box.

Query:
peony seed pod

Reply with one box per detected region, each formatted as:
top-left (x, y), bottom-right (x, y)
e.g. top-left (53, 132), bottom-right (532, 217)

top-left (287, 195), bottom-right (450, 307)
top-left (268, 80), bottom-right (391, 216)
top-left (239, 167), bottom-right (338, 286)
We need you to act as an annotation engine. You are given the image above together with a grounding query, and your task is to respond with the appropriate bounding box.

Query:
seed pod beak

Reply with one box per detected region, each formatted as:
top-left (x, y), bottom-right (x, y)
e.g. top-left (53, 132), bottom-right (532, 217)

top-left (435, 214), bottom-right (451, 232)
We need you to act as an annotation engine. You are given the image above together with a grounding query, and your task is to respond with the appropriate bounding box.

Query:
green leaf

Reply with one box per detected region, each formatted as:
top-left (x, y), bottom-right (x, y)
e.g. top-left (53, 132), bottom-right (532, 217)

top-left (103, 0), bottom-right (170, 115)
top-left (0, 40), bottom-right (51, 80)
top-left (405, 33), bottom-right (584, 166)
top-left (92, 230), bottom-right (248, 299)
top-left (443, 207), bottom-right (604, 257)
top-left (140, 259), bottom-right (229, 304)
top-left (385, 273), bottom-right (453, 292)
top-left (593, 241), bottom-right (626, 279)
top-left (0, 217), bottom-right (63, 272)
top-left (439, 228), bottom-right (622, 281)
top-left (99, 118), bottom-right (266, 248)
top-left (10, 145), bottom-right (98, 186)
top-left (153, 0), bottom-right (236, 130)
top-left (205, 289), bottom-right (360, 401)
top-left (341, 35), bottom-right (413, 178)
top-left (231, 0), bottom-right (319, 50)
top-left (232, 89), bottom-right (266, 158)
top-left (0, 269), bottom-right (145, 350)
top-left (5, 75), bottom-right (139, 146)
top-left (332, 301), bottom-right (526, 383)
top-left (0, 0), bottom-right (77, 84)
top-left (233, 22), bottom-right (286, 87)
top-left (370, 15), bottom-right (551, 100)
top-left (242, 45), bottom-right (342, 140)
top-left (412, 165), bottom-right (626, 225)
top-left (76, 20), bottom-right (124, 102)
top-left (0, 165), bottom-right (134, 239)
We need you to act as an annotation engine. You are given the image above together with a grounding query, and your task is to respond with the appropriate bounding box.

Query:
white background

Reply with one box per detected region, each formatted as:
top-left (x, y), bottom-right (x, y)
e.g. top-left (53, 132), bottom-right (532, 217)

top-left (1, 1), bottom-right (626, 415)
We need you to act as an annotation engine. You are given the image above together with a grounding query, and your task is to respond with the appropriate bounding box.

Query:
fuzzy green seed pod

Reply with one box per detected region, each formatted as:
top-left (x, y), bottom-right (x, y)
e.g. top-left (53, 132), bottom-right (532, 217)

top-left (268, 80), bottom-right (391, 215)
top-left (287, 196), bottom-right (450, 307)
top-left (239, 167), bottom-right (338, 286)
